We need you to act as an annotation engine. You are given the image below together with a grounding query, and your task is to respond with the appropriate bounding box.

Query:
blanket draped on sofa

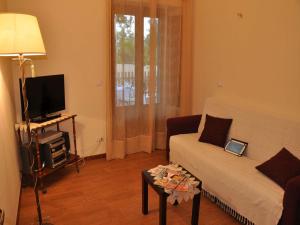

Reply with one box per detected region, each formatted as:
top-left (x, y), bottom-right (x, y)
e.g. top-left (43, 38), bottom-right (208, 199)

top-left (166, 114), bottom-right (300, 225)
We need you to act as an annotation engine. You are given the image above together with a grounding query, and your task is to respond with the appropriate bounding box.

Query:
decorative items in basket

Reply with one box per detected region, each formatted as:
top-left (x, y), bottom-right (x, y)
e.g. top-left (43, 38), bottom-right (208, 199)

top-left (148, 164), bottom-right (200, 204)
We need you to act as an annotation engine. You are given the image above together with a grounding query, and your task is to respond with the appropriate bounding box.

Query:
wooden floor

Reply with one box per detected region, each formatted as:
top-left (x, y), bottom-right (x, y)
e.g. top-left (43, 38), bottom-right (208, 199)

top-left (18, 150), bottom-right (240, 225)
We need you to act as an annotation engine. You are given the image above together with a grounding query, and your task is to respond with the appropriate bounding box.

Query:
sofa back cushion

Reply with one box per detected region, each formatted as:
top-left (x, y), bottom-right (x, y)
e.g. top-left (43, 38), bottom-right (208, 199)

top-left (198, 97), bottom-right (300, 162)
top-left (199, 114), bottom-right (233, 148)
top-left (256, 148), bottom-right (300, 189)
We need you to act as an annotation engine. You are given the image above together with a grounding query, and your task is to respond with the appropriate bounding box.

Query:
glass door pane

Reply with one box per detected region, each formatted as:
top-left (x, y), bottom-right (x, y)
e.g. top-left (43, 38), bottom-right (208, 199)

top-left (114, 14), bottom-right (136, 106)
top-left (143, 17), bottom-right (159, 104)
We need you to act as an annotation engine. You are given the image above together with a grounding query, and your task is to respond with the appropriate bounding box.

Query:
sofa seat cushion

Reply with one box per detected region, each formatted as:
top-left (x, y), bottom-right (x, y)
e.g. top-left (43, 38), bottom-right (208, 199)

top-left (170, 133), bottom-right (284, 225)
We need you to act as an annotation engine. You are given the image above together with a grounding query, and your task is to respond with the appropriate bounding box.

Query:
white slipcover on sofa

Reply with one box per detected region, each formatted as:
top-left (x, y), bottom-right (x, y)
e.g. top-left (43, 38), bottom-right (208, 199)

top-left (169, 97), bottom-right (300, 225)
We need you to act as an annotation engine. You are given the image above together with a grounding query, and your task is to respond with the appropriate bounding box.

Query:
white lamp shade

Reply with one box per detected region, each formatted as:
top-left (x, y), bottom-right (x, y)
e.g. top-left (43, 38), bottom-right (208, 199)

top-left (0, 13), bottom-right (46, 56)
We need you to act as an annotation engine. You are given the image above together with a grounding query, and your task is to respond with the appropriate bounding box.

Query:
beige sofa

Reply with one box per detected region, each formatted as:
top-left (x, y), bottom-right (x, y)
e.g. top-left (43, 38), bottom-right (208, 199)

top-left (169, 97), bottom-right (300, 225)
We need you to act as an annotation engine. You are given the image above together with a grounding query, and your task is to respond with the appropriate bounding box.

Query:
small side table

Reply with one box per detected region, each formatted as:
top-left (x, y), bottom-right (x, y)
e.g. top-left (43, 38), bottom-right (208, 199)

top-left (142, 169), bottom-right (202, 225)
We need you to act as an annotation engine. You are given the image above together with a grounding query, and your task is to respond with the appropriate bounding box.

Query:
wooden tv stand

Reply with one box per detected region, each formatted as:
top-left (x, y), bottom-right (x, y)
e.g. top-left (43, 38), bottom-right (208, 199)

top-left (16, 114), bottom-right (80, 192)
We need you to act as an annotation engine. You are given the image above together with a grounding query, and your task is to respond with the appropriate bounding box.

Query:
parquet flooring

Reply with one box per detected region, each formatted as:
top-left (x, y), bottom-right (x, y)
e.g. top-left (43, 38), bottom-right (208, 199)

top-left (18, 150), bottom-right (240, 225)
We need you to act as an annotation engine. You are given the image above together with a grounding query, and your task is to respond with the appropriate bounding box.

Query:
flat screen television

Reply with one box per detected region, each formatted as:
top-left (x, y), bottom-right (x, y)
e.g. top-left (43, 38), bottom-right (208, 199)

top-left (19, 74), bottom-right (65, 122)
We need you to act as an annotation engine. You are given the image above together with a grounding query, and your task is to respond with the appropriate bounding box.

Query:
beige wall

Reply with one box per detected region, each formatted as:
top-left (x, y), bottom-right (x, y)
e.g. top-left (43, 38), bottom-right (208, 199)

top-left (0, 0), bottom-right (5, 9)
top-left (0, 59), bottom-right (20, 225)
top-left (7, 0), bottom-right (108, 156)
top-left (0, 2), bottom-right (21, 224)
top-left (192, 0), bottom-right (300, 121)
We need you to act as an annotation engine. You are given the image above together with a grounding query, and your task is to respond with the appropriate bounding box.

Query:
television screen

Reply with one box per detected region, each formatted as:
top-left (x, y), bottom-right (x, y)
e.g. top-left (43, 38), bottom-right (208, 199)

top-left (19, 74), bottom-right (65, 121)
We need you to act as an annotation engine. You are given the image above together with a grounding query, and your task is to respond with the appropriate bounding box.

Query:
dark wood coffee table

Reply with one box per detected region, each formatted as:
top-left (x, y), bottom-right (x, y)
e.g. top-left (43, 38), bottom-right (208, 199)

top-left (142, 168), bottom-right (202, 225)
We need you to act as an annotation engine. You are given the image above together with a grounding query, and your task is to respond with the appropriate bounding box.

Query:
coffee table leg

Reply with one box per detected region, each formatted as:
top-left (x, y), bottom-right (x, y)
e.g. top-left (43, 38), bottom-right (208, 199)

top-left (142, 174), bottom-right (148, 215)
top-left (159, 195), bottom-right (167, 225)
top-left (191, 193), bottom-right (201, 225)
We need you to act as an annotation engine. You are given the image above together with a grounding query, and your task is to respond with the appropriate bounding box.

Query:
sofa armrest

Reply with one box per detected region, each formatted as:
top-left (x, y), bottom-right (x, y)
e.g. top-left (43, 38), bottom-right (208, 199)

top-left (280, 176), bottom-right (300, 225)
top-left (166, 115), bottom-right (202, 161)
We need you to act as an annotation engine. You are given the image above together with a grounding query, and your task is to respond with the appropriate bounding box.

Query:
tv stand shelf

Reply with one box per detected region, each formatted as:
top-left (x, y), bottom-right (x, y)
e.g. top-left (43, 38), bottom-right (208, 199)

top-left (31, 114), bottom-right (61, 123)
top-left (16, 113), bottom-right (80, 192)
top-left (17, 114), bottom-right (77, 131)
top-left (41, 154), bottom-right (78, 178)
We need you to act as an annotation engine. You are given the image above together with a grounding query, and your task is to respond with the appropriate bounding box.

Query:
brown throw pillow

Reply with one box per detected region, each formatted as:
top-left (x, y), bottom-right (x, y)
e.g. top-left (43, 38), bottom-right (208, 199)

top-left (256, 148), bottom-right (300, 189)
top-left (199, 114), bottom-right (233, 148)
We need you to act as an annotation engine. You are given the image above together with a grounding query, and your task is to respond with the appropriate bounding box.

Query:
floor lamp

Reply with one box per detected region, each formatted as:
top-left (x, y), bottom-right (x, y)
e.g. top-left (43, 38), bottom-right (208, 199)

top-left (0, 13), bottom-right (52, 225)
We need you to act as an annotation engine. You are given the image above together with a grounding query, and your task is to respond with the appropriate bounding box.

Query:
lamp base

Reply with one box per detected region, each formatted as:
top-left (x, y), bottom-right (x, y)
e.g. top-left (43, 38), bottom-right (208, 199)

top-left (34, 215), bottom-right (54, 225)
top-left (32, 221), bottom-right (54, 225)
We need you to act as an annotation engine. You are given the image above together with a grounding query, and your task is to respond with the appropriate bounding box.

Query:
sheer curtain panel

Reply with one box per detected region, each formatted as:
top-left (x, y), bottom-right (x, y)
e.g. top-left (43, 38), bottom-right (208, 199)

top-left (106, 0), bottom-right (193, 159)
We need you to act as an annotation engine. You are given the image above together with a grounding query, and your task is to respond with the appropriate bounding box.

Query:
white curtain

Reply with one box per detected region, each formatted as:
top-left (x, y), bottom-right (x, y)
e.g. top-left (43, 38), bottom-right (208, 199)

top-left (106, 0), bottom-right (193, 159)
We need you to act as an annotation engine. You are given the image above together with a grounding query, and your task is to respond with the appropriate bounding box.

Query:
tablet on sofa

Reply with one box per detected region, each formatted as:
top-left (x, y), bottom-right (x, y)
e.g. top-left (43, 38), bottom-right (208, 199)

top-left (225, 139), bottom-right (248, 156)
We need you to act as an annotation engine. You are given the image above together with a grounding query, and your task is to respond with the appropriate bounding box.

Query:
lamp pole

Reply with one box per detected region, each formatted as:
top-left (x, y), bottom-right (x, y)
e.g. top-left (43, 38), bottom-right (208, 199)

top-left (18, 54), bottom-right (31, 140)
top-left (18, 54), bottom-right (47, 225)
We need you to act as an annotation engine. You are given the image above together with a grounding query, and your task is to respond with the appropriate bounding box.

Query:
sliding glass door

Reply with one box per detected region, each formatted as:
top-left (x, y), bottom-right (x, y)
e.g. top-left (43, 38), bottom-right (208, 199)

top-left (108, 0), bottom-right (185, 159)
